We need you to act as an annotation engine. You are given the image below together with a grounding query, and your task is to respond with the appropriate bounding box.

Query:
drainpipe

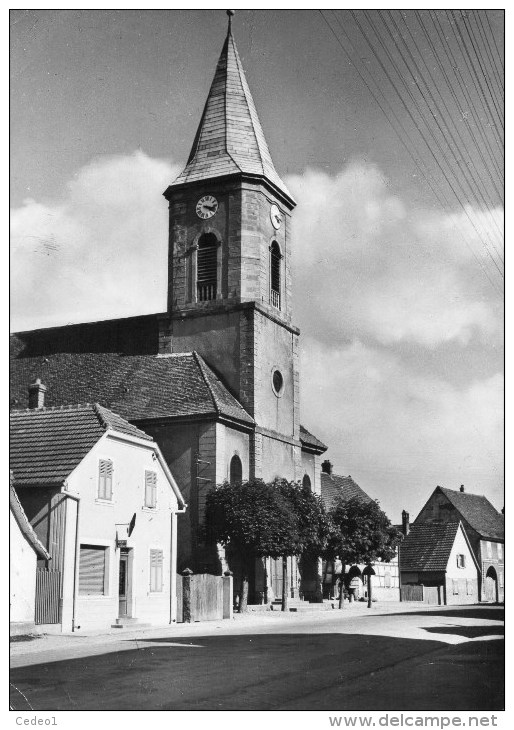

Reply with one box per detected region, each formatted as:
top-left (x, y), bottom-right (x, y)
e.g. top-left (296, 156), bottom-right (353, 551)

top-left (64, 492), bottom-right (81, 632)
top-left (170, 504), bottom-right (187, 624)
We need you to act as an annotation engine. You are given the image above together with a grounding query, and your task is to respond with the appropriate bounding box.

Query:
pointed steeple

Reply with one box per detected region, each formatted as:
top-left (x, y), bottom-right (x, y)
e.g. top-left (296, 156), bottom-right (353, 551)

top-left (170, 12), bottom-right (294, 203)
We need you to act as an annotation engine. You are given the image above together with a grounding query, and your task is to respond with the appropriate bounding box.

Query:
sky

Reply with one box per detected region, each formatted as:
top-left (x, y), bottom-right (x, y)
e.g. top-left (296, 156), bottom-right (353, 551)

top-left (10, 8), bottom-right (504, 521)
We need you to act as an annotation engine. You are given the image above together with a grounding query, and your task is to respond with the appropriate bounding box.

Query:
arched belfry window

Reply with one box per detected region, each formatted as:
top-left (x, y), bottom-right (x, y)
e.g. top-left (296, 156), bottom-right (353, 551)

top-left (302, 474), bottom-right (312, 490)
top-left (197, 233), bottom-right (218, 302)
top-left (229, 455), bottom-right (243, 485)
top-left (270, 241), bottom-right (281, 309)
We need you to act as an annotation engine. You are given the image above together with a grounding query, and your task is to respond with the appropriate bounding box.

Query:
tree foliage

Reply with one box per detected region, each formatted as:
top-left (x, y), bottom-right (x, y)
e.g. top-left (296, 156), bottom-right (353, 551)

top-left (326, 496), bottom-right (403, 565)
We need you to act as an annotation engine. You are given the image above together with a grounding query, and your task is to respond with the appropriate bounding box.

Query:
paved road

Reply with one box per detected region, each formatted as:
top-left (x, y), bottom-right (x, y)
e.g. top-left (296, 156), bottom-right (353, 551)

top-left (10, 605), bottom-right (504, 711)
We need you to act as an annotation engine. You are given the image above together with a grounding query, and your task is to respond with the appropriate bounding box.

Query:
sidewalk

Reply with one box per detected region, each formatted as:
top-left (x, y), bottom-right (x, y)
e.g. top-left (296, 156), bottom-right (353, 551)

top-left (10, 601), bottom-right (442, 668)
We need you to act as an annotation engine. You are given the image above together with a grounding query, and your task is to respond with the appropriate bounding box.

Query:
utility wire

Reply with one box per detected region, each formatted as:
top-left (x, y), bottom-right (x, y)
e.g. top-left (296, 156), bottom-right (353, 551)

top-left (384, 10), bottom-right (504, 261)
top-left (472, 10), bottom-right (504, 102)
top-left (318, 10), bottom-right (503, 296)
top-left (484, 10), bottom-right (504, 76)
top-left (422, 10), bottom-right (504, 188)
top-left (350, 9), bottom-right (503, 278)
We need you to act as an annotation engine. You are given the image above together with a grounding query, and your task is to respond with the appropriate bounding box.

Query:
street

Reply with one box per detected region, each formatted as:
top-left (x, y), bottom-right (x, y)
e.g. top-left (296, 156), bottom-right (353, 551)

top-left (10, 604), bottom-right (504, 712)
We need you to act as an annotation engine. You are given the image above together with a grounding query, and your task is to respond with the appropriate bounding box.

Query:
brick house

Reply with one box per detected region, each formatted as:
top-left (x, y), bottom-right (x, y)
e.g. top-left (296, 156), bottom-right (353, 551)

top-left (10, 15), bottom-right (327, 604)
top-left (10, 403), bottom-right (186, 632)
top-left (414, 486), bottom-right (504, 603)
top-left (399, 521), bottom-right (480, 605)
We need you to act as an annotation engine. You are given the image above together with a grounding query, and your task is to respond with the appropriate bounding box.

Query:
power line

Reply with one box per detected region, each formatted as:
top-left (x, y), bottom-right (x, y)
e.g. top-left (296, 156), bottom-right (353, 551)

top-left (350, 9), bottom-right (503, 278)
top-left (318, 10), bottom-right (503, 296)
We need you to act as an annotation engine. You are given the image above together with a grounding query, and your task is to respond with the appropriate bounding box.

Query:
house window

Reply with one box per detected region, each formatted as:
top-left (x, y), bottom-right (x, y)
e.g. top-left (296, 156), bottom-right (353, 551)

top-left (197, 233), bottom-right (218, 301)
top-left (486, 541), bottom-right (492, 559)
top-left (456, 554), bottom-right (466, 569)
top-left (497, 543), bottom-right (503, 561)
top-left (145, 470), bottom-right (157, 508)
top-left (98, 459), bottom-right (113, 500)
top-left (79, 545), bottom-right (108, 595)
top-left (270, 241), bottom-right (281, 309)
top-left (150, 549), bottom-right (163, 592)
top-left (452, 579), bottom-right (459, 595)
top-left (229, 455), bottom-right (243, 485)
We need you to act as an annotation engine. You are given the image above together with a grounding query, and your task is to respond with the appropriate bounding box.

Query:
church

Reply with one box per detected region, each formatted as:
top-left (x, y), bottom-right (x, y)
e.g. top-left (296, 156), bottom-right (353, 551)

top-left (10, 12), bottom-right (329, 603)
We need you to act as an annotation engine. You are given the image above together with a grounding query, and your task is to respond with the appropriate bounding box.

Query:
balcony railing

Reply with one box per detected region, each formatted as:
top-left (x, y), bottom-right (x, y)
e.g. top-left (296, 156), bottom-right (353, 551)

top-left (271, 289), bottom-right (281, 309)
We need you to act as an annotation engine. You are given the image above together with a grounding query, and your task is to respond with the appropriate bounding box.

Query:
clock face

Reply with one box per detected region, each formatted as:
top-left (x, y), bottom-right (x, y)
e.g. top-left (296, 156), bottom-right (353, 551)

top-left (196, 195), bottom-right (219, 220)
top-left (270, 204), bottom-right (283, 230)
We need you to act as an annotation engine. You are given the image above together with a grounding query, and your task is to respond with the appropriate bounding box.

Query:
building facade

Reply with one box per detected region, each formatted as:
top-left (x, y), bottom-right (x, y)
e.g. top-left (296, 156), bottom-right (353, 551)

top-left (414, 486), bottom-right (504, 603)
top-left (10, 15), bottom-right (327, 604)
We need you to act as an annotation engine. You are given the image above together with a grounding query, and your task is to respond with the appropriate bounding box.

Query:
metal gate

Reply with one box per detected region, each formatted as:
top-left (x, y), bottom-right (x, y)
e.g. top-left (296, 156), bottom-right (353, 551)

top-left (35, 569), bottom-right (62, 624)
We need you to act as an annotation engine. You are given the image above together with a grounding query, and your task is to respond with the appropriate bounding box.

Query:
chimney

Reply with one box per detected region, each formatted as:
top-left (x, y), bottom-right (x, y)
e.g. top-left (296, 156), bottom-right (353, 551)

top-left (28, 378), bottom-right (47, 409)
top-left (460, 484), bottom-right (465, 492)
top-left (401, 510), bottom-right (410, 536)
top-left (321, 460), bottom-right (333, 475)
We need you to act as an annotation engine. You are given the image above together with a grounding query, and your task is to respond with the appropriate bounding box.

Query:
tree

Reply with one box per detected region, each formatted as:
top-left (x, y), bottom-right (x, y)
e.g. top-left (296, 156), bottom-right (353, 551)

top-left (205, 479), bottom-right (299, 612)
top-left (276, 479), bottom-right (332, 608)
top-left (326, 496), bottom-right (403, 608)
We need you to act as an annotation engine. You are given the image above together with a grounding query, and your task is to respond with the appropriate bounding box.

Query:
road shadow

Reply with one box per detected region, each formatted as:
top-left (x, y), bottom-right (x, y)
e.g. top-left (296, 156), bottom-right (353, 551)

top-left (374, 606), bottom-right (504, 622)
top-left (9, 630), bottom-right (504, 712)
top-left (423, 624), bottom-right (504, 639)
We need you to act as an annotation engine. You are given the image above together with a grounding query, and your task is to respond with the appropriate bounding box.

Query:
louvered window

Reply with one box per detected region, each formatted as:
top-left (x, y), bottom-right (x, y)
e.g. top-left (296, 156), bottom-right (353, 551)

top-left (270, 241), bottom-right (281, 309)
top-left (98, 459), bottom-right (113, 500)
top-left (79, 545), bottom-right (107, 595)
top-left (197, 233), bottom-right (218, 302)
top-left (145, 470), bottom-right (157, 508)
top-left (150, 549), bottom-right (163, 592)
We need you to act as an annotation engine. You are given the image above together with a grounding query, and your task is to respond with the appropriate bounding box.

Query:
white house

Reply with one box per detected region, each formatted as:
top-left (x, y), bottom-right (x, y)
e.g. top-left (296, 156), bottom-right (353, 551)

top-left (10, 401), bottom-right (186, 632)
top-left (10, 477), bottom-right (51, 636)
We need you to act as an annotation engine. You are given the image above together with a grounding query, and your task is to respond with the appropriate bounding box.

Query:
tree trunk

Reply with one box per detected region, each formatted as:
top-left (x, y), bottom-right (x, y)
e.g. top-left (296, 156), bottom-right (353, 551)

top-left (338, 562), bottom-right (346, 609)
top-left (239, 573), bottom-right (249, 613)
top-left (282, 557), bottom-right (289, 612)
top-left (367, 571), bottom-right (372, 609)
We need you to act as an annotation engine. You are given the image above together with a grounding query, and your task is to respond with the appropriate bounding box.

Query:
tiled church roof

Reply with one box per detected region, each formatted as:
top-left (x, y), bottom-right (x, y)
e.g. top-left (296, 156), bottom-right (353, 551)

top-left (10, 404), bottom-right (152, 488)
top-left (10, 350), bottom-right (254, 427)
top-left (299, 425), bottom-right (327, 452)
top-left (169, 22), bottom-right (294, 203)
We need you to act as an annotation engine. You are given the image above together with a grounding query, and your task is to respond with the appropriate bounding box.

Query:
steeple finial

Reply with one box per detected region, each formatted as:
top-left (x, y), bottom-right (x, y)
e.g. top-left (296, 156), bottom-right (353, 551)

top-left (227, 10), bottom-right (235, 33)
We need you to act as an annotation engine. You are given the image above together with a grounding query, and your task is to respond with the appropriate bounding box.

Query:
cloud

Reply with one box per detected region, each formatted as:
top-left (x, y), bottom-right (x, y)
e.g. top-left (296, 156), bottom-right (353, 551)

top-left (300, 338), bottom-right (504, 517)
top-left (10, 151), bottom-right (179, 330)
top-left (287, 164), bottom-right (502, 349)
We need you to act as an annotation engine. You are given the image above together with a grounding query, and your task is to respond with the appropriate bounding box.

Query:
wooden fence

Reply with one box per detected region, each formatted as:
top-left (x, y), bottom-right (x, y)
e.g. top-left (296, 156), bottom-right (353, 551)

top-left (35, 569), bottom-right (62, 625)
top-left (400, 584), bottom-right (443, 605)
top-left (178, 570), bottom-right (233, 623)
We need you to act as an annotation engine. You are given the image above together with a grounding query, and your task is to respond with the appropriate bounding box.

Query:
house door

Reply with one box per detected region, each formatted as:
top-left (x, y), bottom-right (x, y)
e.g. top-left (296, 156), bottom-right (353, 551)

top-left (484, 566), bottom-right (498, 603)
top-left (271, 558), bottom-right (283, 600)
top-left (118, 550), bottom-right (130, 617)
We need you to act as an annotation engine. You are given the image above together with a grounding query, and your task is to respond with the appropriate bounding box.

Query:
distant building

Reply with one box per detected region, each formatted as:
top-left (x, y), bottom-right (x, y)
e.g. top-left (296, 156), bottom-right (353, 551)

top-left (320, 460), bottom-right (399, 601)
top-left (10, 477), bottom-right (51, 636)
top-left (10, 402), bottom-right (186, 632)
top-left (414, 486), bottom-right (504, 602)
top-left (399, 521), bottom-right (480, 605)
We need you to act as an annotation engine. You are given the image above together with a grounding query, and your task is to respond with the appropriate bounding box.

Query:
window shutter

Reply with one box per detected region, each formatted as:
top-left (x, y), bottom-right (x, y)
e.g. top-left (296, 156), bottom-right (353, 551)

top-left (98, 459), bottom-right (113, 500)
top-left (79, 545), bottom-right (106, 595)
top-left (150, 549), bottom-right (163, 592)
top-left (145, 471), bottom-right (157, 508)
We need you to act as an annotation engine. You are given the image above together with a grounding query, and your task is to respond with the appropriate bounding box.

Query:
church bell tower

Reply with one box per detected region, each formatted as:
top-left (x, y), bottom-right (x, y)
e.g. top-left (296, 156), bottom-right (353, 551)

top-left (161, 11), bottom-right (301, 481)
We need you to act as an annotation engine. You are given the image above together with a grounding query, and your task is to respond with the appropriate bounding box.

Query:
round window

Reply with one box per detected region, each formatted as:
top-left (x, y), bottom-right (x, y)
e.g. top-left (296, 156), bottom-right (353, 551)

top-left (272, 369), bottom-right (284, 395)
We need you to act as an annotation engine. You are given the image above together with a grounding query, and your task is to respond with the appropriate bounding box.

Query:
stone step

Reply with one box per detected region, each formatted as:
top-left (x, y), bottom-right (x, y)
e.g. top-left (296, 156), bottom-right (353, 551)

top-left (110, 618), bottom-right (152, 629)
